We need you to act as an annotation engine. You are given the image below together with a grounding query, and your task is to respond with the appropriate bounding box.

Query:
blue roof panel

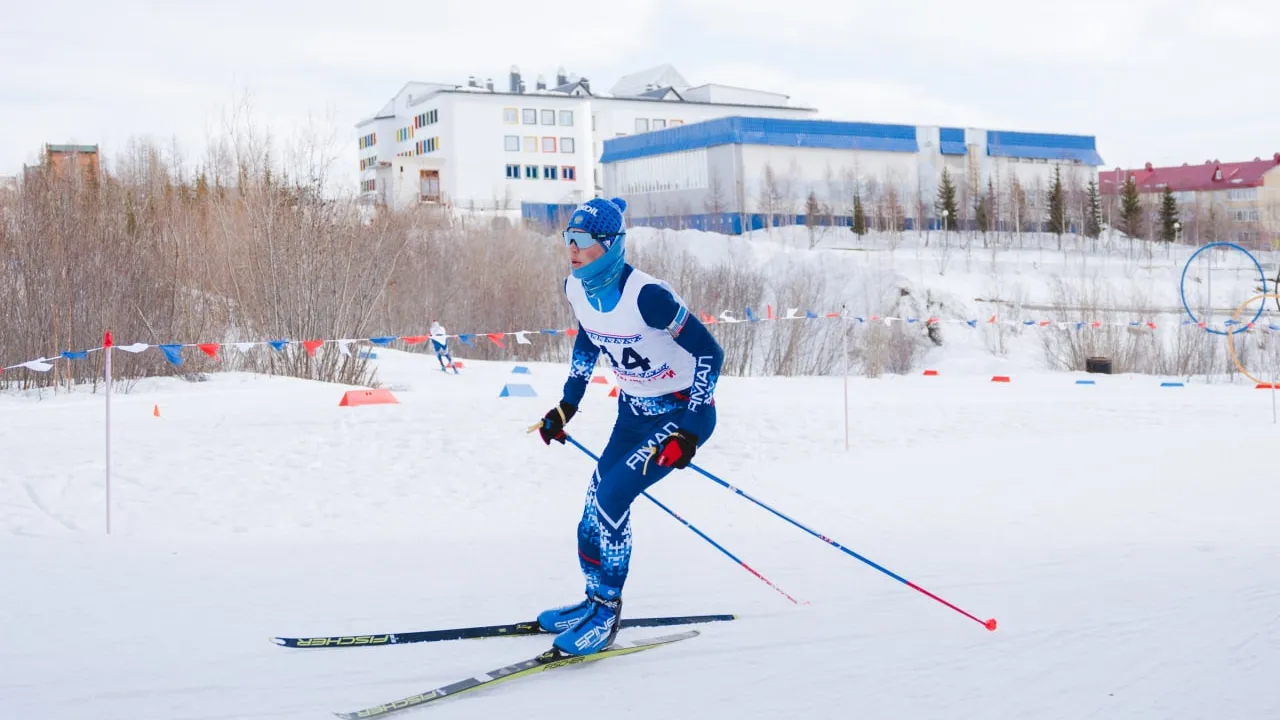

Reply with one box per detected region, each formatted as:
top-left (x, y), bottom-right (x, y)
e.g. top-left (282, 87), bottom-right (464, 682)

top-left (940, 127), bottom-right (967, 155)
top-left (600, 116), bottom-right (919, 163)
top-left (987, 130), bottom-right (1104, 165)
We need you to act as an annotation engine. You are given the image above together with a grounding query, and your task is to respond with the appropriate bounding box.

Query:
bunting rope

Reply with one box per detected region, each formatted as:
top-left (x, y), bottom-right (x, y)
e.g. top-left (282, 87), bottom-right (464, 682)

top-left (3, 305), bottom-right (1278, 376)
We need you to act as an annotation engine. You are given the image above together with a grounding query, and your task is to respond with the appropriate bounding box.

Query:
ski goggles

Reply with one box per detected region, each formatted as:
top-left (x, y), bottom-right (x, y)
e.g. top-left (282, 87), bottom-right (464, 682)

top-left (563, 229), bottom-right (623, 250)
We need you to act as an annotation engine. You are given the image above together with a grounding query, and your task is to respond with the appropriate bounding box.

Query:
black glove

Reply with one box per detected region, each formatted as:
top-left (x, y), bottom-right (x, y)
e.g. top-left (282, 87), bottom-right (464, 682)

top-left (532, 401), bottom-right (577, 445)
top-left (654, 429), bottom-right (698, 469)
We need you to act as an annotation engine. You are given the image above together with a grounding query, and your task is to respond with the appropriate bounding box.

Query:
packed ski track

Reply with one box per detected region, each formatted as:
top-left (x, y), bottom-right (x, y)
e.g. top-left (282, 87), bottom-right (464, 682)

top-left (3, 344), bottom-right (1280, 719)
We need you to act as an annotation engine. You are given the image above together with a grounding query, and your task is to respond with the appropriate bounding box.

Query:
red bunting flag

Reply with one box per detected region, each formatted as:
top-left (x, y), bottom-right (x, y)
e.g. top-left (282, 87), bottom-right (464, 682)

top-left (927, 317), bottom-right (939, 325)
top-left (302, 340), bottom-right (324, 356)
top-left (1092, 321), bottom-right (1103, 328)
top-left (486, 333), bottom-right (506, 348)
top-left (1146, 321), bottom-right (1157, 330)
top-left (401, 335), bottom-right (428, 344)
top-left (988, 314), bottom-right (998, 324)
top-left (565, 327), bottom-right (578, 336)
top-left (767, 304), bottom-right (774, 320)
top-left (104, 331), bottom-right (114, 348)
top-left (197, 343), bottom-right (220, 359)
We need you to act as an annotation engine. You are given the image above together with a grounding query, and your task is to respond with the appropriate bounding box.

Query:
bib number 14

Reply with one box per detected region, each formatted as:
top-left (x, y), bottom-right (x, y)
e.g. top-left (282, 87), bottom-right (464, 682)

top-left (602, 346), bottom-right (652, 372)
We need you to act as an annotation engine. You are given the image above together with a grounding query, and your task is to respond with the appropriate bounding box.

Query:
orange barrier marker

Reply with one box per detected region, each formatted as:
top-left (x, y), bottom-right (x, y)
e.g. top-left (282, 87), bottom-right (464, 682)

top-left (922, 369), bottom-right (939, 376)
top-left (339, 389), bottom-right (399, 406)
top-left (991, 376), bottom-right (1011, 383)
top-left (153, 404), bottom-right (160, 417)
top-left (608, 387), bottom-right (619, 398)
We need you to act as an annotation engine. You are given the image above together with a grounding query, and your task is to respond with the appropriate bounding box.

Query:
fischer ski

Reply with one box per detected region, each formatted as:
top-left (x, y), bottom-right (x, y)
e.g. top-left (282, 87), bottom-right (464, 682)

top-left (272, 613), bottom-right (732, 648)
top-left (332, 630), bottom-right (699, 719)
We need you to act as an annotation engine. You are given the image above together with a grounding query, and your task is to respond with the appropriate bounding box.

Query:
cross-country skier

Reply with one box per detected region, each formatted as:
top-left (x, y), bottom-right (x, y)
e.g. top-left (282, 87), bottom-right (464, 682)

top-left (529, 196), bottom-right (723, 656)
top-left (430, 320), bottom-right (457, 373)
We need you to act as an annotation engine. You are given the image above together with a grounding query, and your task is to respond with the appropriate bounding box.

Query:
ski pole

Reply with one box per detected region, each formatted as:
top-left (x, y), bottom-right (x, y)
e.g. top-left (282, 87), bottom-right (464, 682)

top-left (682, 460), bottom-right (997, 631)
top-left (563, 434), bottom-right (805, 605)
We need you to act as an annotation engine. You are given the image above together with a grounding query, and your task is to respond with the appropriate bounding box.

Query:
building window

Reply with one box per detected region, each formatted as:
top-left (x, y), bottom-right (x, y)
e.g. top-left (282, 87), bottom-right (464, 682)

top-left (522, 109), bottom-right (537, 124)
top-left (560, 110), bottom-right (574, 126)
top-left (592, 114), bottom-right (597, 131)
top-left (542, 137), bottom-right (557, 153)
top-left (504, 135), bottom-right (520, 151)
top-left (541, 109), bottom-right (556, 125)
top-left (503, 107), bottom-right (518, 124)
top-left (524, 136), bottom-right (537, 151)
top-left (560, 137), bottom-right (575, 153)
top-left (525, 165), bottom-right (538, 179)
top-left (413, 110), bottom-right (439, 128)
top-left (1232, 209), bottom-right (1260, 223)
top-left (359, 133), bottom-right (377, 149)
top-left (544, 165), bottom-right (558, 180)
top-left (396, 126), bottom-right (414, 142)
top-left (562, 166), bottom-right (576, 181)
top-left (360, 155), bottom-right (377, 171)
top-left (505, 164), bottom-right (520, 179)
top-left (652, 119), bottom-right (666, 130)
top-left (670, 119), bottom-right (683, 126)
top-left (1229, 188), bottom-right (1258, 201)
top-left (635, 118), bottom-right (649, 133)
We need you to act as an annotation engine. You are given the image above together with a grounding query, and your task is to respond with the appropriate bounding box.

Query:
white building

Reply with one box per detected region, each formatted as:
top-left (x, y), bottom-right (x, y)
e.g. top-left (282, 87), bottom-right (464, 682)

top-left (599, 116), bottom-right (1106, 234)
top-left (353, 64), bottom-right (816, 216)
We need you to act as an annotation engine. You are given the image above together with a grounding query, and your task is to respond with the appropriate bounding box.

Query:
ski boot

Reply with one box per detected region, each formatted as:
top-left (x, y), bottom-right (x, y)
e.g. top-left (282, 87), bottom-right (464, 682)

top-left (551, 587), bottom-right (622, 656)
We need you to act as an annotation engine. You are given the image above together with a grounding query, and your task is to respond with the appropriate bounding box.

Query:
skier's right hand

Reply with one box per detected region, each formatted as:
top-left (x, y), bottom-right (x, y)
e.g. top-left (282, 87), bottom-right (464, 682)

top-left (530, 401), bottom-right (576, 445)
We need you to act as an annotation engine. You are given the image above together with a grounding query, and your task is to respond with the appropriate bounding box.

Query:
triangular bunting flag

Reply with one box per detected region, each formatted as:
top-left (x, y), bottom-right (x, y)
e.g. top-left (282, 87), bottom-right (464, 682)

top-left (302, 340), bottom-right (324, 356)
top-left (119, 343), bottom-right (149, 353)
top-left (198, 343), bottom-right (219, 359)
top-left (159, 344), bottom-right (184, 366)
top-left (515, 332), bottom-right (531, 345)
top-left (486, 333), bottom-right (506, 348)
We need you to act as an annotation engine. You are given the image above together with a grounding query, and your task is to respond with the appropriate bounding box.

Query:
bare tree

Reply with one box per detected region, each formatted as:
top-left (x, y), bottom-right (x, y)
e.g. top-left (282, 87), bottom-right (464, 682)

top-left (704, 171), bottom-right (727, 233)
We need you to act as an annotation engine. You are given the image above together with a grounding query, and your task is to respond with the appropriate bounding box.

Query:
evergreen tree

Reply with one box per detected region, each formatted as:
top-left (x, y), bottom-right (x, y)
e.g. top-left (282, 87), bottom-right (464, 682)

top-left (935, 167), bottom-right (959, 230)
top-left (851, 192), bottom-right (867, 235)
top-left (1158, 185), bottom-right (1179, 242)
top-left (804, 190), bottom-right (821, 248)
top-left (1048, 165), bottom-right (1067, 236)
top-left (1116, 175), bottom-right (1146, 237)
top-left (1120, 176), bottom-right (1143, 238)
top-left (1085, 178), bottom-right (1102, 239)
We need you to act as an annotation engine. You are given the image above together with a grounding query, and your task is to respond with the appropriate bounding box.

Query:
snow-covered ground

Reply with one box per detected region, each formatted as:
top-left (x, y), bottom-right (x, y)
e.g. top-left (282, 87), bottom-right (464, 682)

top-left (4, 346), bottom-right (1280, 719)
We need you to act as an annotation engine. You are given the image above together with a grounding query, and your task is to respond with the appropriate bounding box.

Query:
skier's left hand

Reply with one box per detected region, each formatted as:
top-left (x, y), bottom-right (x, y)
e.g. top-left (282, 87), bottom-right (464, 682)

top-left (654, 429), bottom-right (698, 469)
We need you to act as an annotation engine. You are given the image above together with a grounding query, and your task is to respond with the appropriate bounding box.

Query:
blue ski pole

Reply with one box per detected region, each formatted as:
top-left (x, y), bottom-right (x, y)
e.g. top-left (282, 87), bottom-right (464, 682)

top-left (681, 459), bottom-right (997, 631)
top-left (563, 434), bottom-right (804, 605)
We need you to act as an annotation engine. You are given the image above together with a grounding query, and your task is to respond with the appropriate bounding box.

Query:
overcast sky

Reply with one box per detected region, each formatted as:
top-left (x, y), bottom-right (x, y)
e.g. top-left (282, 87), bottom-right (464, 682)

top-left (4, 0), bottom-right (1277, 192)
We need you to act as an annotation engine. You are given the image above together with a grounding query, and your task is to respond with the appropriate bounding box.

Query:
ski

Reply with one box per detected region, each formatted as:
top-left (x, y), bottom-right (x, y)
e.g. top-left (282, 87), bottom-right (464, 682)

top-left (272, 613), bottom-right (732, 649)
top-left (333, 630), bottom-right (698, 719)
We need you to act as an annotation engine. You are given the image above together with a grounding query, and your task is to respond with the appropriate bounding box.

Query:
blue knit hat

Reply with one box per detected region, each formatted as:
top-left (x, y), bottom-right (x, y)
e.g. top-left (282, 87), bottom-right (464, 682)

top-left (566, 197), bottom-right (628, 249)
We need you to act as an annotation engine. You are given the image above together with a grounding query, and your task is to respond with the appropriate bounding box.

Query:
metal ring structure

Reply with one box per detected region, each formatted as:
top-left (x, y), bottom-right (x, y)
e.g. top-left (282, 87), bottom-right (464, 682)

top-left (1179, 242), bottom-right (1267, 336)
top-left (1226, 293), bottom-right (1280, 386)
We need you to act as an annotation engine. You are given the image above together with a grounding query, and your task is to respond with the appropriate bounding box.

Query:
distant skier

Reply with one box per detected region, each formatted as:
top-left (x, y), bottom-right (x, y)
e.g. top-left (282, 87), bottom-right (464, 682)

top-left (430, 320), bottom-right (457, 373)
top-left (529, 196), bottom-right (723, 656)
